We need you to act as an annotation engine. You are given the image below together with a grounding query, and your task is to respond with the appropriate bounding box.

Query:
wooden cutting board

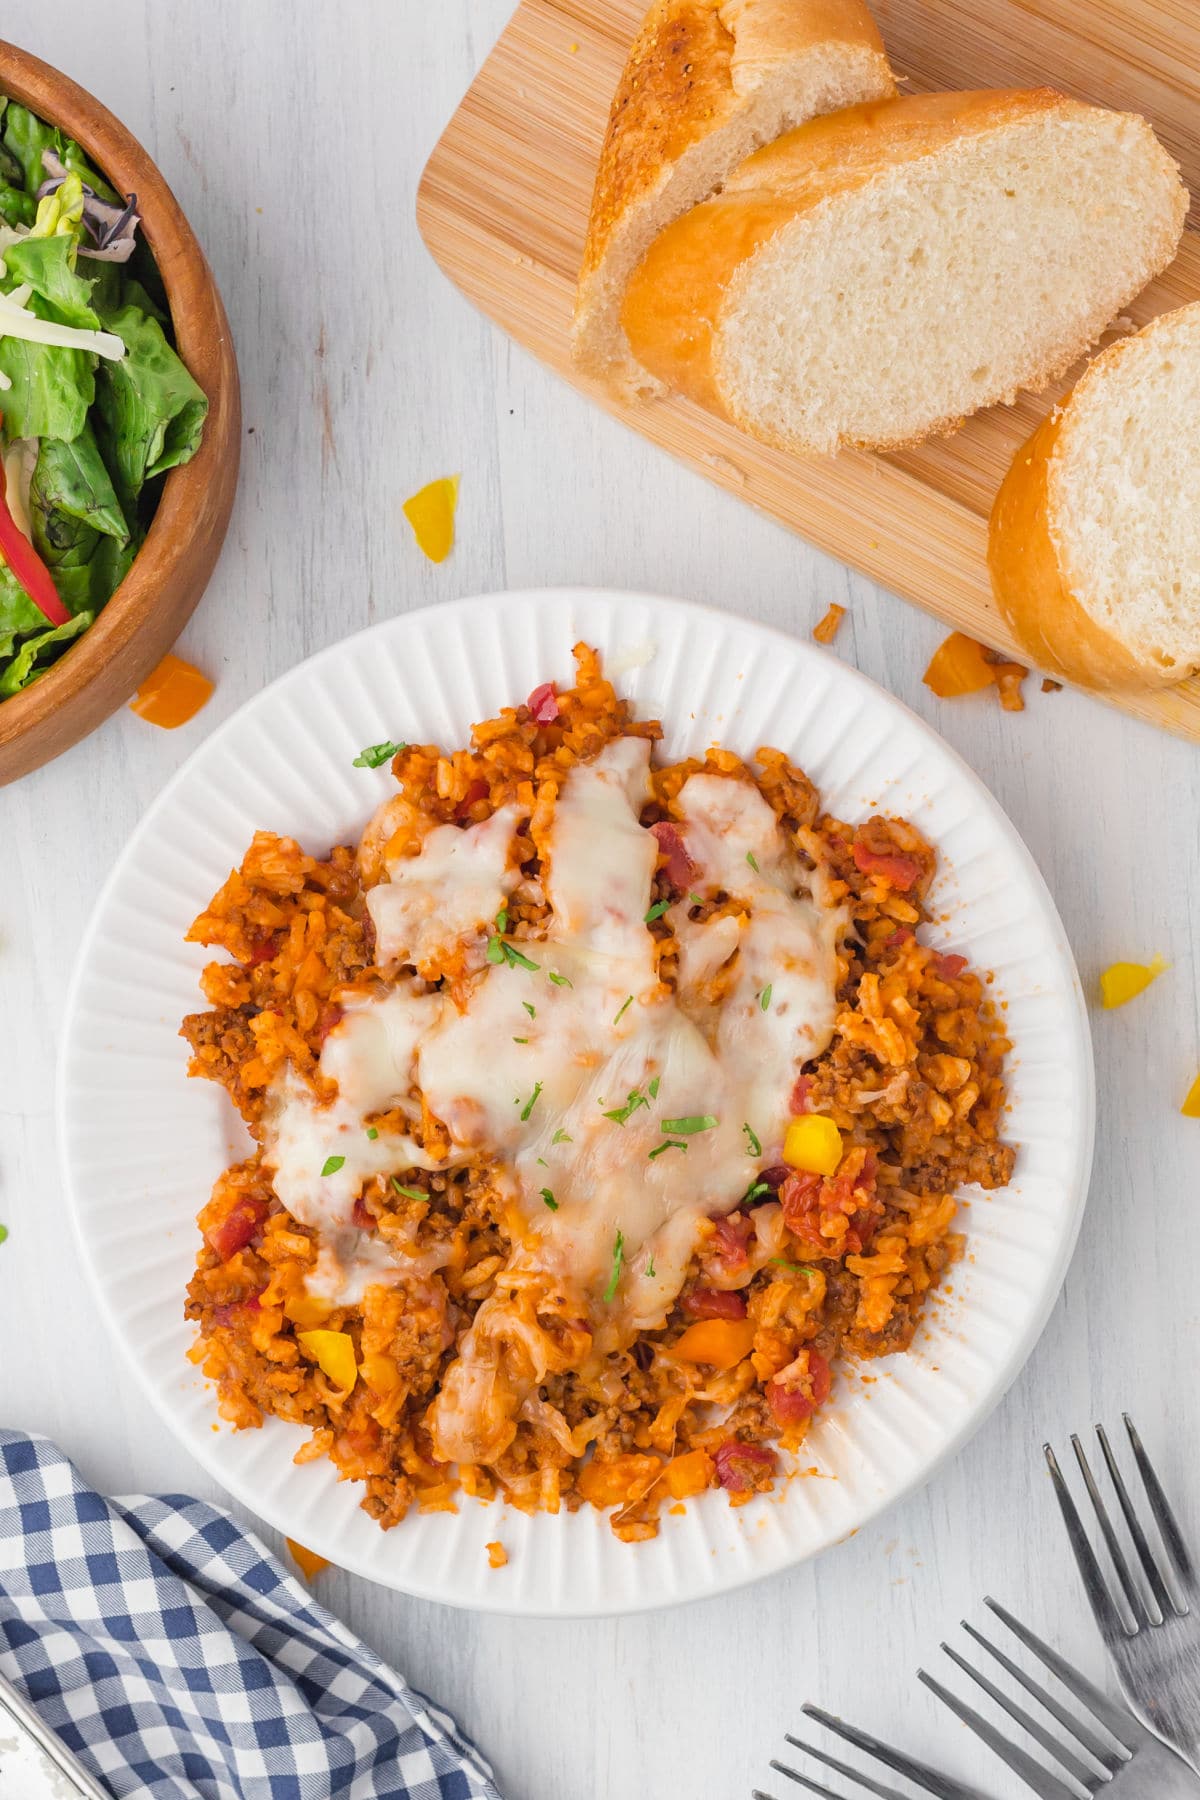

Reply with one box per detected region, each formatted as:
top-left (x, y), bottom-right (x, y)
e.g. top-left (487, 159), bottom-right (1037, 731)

top-left (416, 0), bottom-right (1200, 739)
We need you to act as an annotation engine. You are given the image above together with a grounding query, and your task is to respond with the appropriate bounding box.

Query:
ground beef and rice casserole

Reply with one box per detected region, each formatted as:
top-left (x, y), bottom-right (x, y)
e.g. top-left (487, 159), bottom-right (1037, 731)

top-left (183, 647), bottom-right (1015, 1540)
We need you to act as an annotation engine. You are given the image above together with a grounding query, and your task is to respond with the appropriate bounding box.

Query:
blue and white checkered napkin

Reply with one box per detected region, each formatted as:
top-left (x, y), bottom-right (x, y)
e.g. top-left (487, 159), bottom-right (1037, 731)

top-left (0, 1432), bottom-right (502, 1799)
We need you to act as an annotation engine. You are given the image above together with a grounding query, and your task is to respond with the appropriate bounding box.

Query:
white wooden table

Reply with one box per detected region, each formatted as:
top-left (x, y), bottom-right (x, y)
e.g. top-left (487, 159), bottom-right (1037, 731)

top-left (3, 5), bottom-right (1199, 1796)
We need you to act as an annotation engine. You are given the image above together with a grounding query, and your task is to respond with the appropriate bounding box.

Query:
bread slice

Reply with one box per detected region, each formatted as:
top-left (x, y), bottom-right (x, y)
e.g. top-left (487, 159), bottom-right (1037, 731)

top-left (989, 303), bottom-right (1200, 691)
top-left (620, 89), bottom-right (1187, 455)
top-left (573, 0), bottom-right (896, 397)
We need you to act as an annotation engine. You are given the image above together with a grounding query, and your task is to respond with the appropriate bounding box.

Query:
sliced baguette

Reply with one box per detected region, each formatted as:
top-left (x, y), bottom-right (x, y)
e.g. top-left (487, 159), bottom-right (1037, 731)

top-left (989, 303), bottom-right (1200, 691)
top-left (573, 0), bottom-right (896, 397)
top-left (620, 89), bottom-right (1187, 455)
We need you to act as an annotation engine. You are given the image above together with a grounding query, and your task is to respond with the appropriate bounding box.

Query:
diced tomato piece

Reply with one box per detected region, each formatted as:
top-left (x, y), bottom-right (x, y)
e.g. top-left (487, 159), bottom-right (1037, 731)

top-left (789, 1074), bottom-right (814, 1114)
top-left (767, 1349), bottom-right (832, 1426)
top-left (682, 1287), bottom-right (748, 1321)
top-left (852, 837), bottom-right (921, 891)
top-left (932, 952), bottom-right (968, 981)
top-left (713, 1440), bottom-right (777, 1493)
top-left (205, 1197), bottom-right (268, 1261)
top-left (247, 934), bottom-right (280, 966)
top-left (527, 682), bottom-right (560, 724)
top-left (709, 1211), bottom-right (754, 1270)
top-left (650, 820), bottom-right (698, 890)
top-left (453, 778), bottom-right (489, 821)
top-left (779, 1171), bottom-right (825, 1252)
top-left (213, 1292), bottom-right (263, 1327)
top-left (352, 1198), bottom-right (376, 1231)
top-left (883, 926), bottom-right (914, 951)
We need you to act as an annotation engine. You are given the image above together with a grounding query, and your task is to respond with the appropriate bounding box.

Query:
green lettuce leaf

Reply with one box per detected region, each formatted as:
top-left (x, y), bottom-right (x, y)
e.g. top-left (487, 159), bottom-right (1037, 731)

top-left (0, 100), bottom-right (116, 202)
top-left (93, 301), bottom-right (208, 505)
top-left (0, 236), bottom-right (105, 439)
top-left (0, 334), bottom-right (94, 439)
top-left (39, 534), bottom-right (134, 615)
top-left (0, 564), bottom-right (49, 657)
top-left (0, 182), bottom-right (34, 227)
top-left (2, 232), bottom-right (99, 327)
top-left (0, 607), bottom-right (91, 695)
top-left (31, 421), bottom-right (127, 549)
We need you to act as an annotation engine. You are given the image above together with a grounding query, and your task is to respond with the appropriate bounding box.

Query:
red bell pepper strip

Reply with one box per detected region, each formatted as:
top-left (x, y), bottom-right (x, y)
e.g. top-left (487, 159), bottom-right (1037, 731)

top-left (0, 416), bottom-right (69, 626)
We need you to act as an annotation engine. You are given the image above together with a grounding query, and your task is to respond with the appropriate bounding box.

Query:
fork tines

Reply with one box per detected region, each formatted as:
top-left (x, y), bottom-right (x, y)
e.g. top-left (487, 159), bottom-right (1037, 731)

top-left (1044, 1414), bottom-right (1195, 1638)
top-left (757, 1600), bottom-right (1136, 1800)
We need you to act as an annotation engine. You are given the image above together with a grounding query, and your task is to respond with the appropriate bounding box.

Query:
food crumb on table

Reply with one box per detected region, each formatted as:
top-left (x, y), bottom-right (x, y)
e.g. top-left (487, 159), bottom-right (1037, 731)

top-left (486, 1541), bottom-right (508, 1569)
top-left (285, 1538), bottom-right (331, 1581)
top-left (812, 602), bottom-right (846, 645)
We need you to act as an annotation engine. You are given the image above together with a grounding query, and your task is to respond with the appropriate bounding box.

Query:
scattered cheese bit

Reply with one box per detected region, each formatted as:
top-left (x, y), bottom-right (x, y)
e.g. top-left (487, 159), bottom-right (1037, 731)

top-left (1182, 1074), bottom-right (1200, 1118)
top-left (1099, 955), bottom-right (1168, 1010)
top-left (285, 1538), bottom-right (330, 1581)
top-left (297, 1328), bottom-right (358, 1392)
top-left (129, 653), bottom-right (213, 729)
top-left (485, 1540), bottom-right (508, 1569)
top-left (783, 1113), bottom-right (843, 1176)
top-left (403, 475), bottom-right (459, 563)
top-left (812, 602), bottom-right (846, 645)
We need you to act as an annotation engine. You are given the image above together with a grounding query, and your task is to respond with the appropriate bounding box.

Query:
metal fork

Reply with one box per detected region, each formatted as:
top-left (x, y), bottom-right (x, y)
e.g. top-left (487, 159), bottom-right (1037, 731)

top-left (755, 1598), bottom-right (1200, 1799)
top-left (1046, 1416), bottom-right (1200, 1774)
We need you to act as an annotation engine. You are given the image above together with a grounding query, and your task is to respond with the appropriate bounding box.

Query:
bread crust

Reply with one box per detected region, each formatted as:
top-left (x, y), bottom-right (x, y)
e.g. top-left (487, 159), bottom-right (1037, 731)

top-left (989, 313), bottom-right (1199, 691)
top-left (574, 0), bottom-right (894, 382)
top-left (619, 89), bottom-right (1186, 454)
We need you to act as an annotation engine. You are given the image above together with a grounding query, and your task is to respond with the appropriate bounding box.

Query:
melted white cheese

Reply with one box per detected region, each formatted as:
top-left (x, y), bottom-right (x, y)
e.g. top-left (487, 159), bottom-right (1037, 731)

top-left (367, 804), bottom-right (522, 975)
top-left (261, 738), bottom-right (845, 1445)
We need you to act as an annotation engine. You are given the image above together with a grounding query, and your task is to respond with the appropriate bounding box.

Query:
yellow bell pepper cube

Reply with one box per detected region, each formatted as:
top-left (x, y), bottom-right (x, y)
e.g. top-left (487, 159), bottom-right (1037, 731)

top-left (1099, 954), bottom-right (1167, 1009)
top-left (402, 475), bottom-right (459, 564)
top-left (1182, 1074), bottom-right (1200, 1119)
top-left (297, 1328), bottom-right (357, 1393)
top-left (782, 1114), bottom-right (843, 1176)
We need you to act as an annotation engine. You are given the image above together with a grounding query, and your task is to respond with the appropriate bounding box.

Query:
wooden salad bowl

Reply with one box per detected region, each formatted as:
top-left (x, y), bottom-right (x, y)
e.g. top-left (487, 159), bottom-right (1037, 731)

top-left (0, 40), bottom-right (240, 784)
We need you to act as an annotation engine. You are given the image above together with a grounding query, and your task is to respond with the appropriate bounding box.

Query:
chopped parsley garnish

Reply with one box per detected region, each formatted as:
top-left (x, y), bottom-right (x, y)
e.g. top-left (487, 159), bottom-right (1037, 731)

top-left (0, 1224), bottom-right (8, 1247)
top-left (485, 936), bottom-right (505, 966)
top-left (744, 1181), bottom-right (772, 1203)
top-left (743, 1122), bottom-right (762, 1157)
top-left (552, 1128), bottom-right (573, 1145)
top-left (520, 1081), bottom-right (543, 1122)
top-left (495, 905), bottom-right (509, 932)
top-left (646, 1252), bottom-right (656, 1277)
top-left (613, 995), bottom-right (634, 1025)
top-left (320, 1156), bottom-right (345, 1177)
top-left (504, 943), bottom-right (540, 971)
top-left (660, 1114), bottom-right (718, 1136)
top-left (648, 1138), bottom-right (687, 1160)
top-left (548, 970), bottom-right (572, 988)
top-left (523, 1001), bottom-right (536, 1018)
top-left (759, 984), bottom-right (773, 1012)
top-left (365, 1127), bottom-right (379, 1141)
top-left (648, 1076), bottom-right (661, 1099)
top-left (541, 1188), bottom-right (559, 1211)
top-left (513, 1036), bottom-right (529, 1044)
top-left (603, 1089), bottom-right (648, 1126)
top-left (537, 1157), bottom-right (548, 1167)
top-left (746, 850), bottom-right (760, 873)
top-left (353, 740), bottom-right (406, 769)
top-left (769, 1258), bottom-right (819, 1276)
top-left (391, 1179), bottom-right (426, 1201)
top-left (603, 1229), bottom-right (625, 1302)
top-left (644, 899), bottom-right (671, 923)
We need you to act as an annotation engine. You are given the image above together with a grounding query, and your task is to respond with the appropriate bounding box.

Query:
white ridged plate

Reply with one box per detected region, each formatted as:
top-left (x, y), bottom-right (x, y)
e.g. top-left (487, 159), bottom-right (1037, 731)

top-left (58, 589), bottom-right (1094, 1616)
